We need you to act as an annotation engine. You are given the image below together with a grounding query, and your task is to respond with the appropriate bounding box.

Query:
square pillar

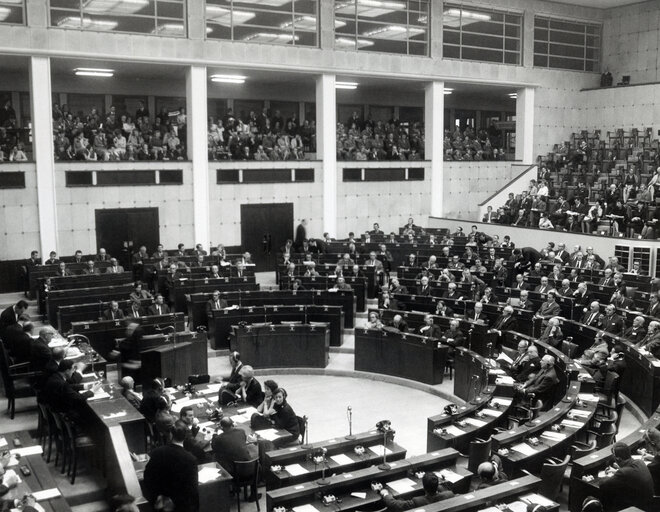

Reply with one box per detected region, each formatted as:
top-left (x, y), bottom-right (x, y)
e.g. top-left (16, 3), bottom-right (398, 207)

top-left (186, 66), bottom-right (210, 248)
top-left (425, 81), bottom-right (444, 217)
top-left (316, 74), bottom-right (337, 236)
top-left (30, 56), bottom-right (58, 256)
top-left (515, 87), bottom-right (535, 164)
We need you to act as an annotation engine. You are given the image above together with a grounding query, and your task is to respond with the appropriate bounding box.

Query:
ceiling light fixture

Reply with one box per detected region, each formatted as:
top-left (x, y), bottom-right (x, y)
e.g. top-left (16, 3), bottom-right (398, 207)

top-left (443, 8), bottom-right (491, 28)
top-left (74, 67), bottom-right (115, 77)
top-left (242, 32), bottom-right (299, 44)
top-left (57, 16), bottom-right (118, 30)
top-left (280, 16), bottom-right (346, 31)
top-left (336, 81), bottom-right (358, 90)
top-left (211, 74), bottom-right (247, 84)
top-left (444, 88), bottom-right (454, 95)
top-left (151, 23), bottom-right (186, 36)
top-left (362, 25), bottom-right (425, 40)
top-left (206, 5), bottom-right (255, 27)
top-left (335, 0), bottom-right (406, 18)
top-left (0, 7), bottom-right (11, 21)
top-left (335, 36), bottom-right (374, 49)
top-left (83, 0), bottom-right (149, 15)
top-left (225, 0), bottom-right (291, 6)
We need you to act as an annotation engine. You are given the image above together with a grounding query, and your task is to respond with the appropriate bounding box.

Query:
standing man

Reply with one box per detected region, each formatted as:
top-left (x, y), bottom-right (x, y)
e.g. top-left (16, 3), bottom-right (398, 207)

top-left (0, 300), bottom-right (28, 335)
top-left (143, 420), bottom-right (199, 512)
top-left (295, 219), bottom-right (308, 252)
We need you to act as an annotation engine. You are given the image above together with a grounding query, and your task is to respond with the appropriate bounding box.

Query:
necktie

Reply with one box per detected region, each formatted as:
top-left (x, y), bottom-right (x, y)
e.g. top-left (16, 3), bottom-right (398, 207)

top-left (215, 301), bottom-right (220, 309)
top-left (157, 306), bottom-right (161, 315)
top-left (111, 311), bottom-right (115, 320)
top-left (474, 313), bottom-right (478, 321)
top-left (134, 309), bottom-right (139, 318)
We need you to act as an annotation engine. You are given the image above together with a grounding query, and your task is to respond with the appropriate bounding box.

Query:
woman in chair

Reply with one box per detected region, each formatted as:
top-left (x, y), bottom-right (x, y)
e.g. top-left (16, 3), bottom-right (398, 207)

top-left (269, 388), bottom-right (301, 448)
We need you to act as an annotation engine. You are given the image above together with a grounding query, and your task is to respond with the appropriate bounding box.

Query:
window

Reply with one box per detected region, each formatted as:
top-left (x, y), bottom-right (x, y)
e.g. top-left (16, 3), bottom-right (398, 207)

top-left (0, 0), bottom-right (25, 25)
top-left (334, 0), bottom-right (429, 56)
top-left (206, 0), bottom-right (318, 47)
top-left (533, 16), bottom-right (600, 72)
top-left (49, 0), bottom-right (186, 36)
top-left (443, 3), bottom-right (521, 65)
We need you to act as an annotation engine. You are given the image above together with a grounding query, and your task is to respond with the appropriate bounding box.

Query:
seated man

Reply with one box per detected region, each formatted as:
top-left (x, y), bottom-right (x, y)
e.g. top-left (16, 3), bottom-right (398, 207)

top-left (41, 360), bottom-right (99, 421)
top-left (148, 294), bottom-right (171, 316)
top-left (179, 406), bottom-right (210, 463)
top-left (106, 258), bottom-right (124, 273)
top-left (539, 316), bottom-right (563, 348)
top-left (512, 345), bottom-right (541, 384)
top-left (534, 276), bottom-right (551, 294)
top-left (440, 319), bottom-right (464, 356)
top-left (600, 442), bottom-right (654, 512)
top-left (599, 304), bottom-right (625, 336)
top-left (475, 456), bottom-right (508, 489)
top-left (206, 290), bottom-right (228, 318)
top-left (623, 315), bottom-right (647, 344)
top-left (577, 331), bottom-right (609, 364)
top-left (465, 301), bottom-right (489, 325)
top-left (378, 472), bottom-right (454, 511)
top-left (332, 276), bottom-right (353, 291)
top-left (388, 314), bottom-right (408, 333)
top-left (211, 417), bottom-right (259, 499)
top-left (418, 314), bottom-right (442, 339)
top-left (416, 276), bottom-right (431, 296)
top-left (534, 291), bottom-right (561, 325)
top-left (119, 376), bottom-right (142, 410)
top-left (82, 260), bottom-right (100, 275)
top-left (488, 305), bottom-right (518, 348)
top-left (581, 301), bottom-right (602, 327)
top-left (103, 300), bottom-right (125, 321)
top-left (516, 355), bottom-right (559, 409)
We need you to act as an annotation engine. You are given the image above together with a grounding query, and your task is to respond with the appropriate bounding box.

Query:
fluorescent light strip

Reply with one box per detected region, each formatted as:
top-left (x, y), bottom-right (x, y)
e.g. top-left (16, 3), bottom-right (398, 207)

top-left (0, 7), bottom-right (10, 21)
top-left (336, 81), bottom-right (358, 90)
top-left (210, 74), bottom-right (247, 84)
top-left (362, 25), bottom-right (425, 40)
top-left (57, 16), bottom-right (118, 30)
top-left (280, 16), bottom-right (346, 31)
top-left (242, 32), bottom-right (299, 43)
top-left (74, 67), bottom-right (115, 77)
top-left (206, 5), bottom-right (255, 27)
top-left (83, 0), bottom-right (149, 15)
top-left (335, 36), bottom-right (374, 49)
top-left (335, 0), bottom-right (406, 18)
top-left (227, 0), bottom-right (291, 6)
top-left (444, 8), bottom-right (491, 21)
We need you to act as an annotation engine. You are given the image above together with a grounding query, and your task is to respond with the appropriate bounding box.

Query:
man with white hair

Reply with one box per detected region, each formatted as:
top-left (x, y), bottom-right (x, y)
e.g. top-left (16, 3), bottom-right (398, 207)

top-left (488, 305), bottom-right (518, 348)
top-left (535, 276), bottom-right (550, 294)
top-left (441, 320), bottom-right (464, 356)
top-left (623, 316), bottom-right (647, 344)
top-left (638, 321), bottom-right (660, 349)
top-left (600, 304), bottom-right (625, 336)
top-left (30, 327), bottom-right (54, 372)
top-left (539, 316), bottom-right (563, 348)
top-left (389, 314), bottom-right (409, 333)
top-left (573, 282), bottom-right (591, 307)
top-left (581, 301), bottom-right (602, 327)
top-left (513, 345), bottom-right (541, 383)
top-left (519, 354), bottom-right (559, 408)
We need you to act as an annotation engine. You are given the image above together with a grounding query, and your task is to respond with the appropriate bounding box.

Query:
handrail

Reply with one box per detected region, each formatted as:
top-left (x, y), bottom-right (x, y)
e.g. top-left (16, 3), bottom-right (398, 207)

top-left (478, 163), bottom-right (537, 207)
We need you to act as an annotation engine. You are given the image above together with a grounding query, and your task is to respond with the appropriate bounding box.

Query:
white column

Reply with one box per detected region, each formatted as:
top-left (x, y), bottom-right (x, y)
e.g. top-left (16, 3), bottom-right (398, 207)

top-left (30, 56), bottom-right (58, 256)
top-left (316, 74), bottom-right (337, 236)
top-left (186, 66), bottom-right (210, 248)
top-left (425, 81), bottom-right (444, 217)
top-left (515, 87), bottom-right (535, 164)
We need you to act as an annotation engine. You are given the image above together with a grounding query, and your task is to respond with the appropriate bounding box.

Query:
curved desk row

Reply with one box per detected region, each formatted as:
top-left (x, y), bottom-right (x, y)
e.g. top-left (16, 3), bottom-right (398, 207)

top-left (276, 264), bottom-right (378, 298)
top-left (46, 283), bottom-right (135, 326)
top-left (279, 275), bottom-right (367, 312)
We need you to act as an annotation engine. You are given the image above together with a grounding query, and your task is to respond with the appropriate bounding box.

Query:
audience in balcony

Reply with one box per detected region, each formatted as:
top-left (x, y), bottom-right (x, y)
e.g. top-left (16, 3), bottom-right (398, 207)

top-left (443, 125), bottom-right (506, 161)
top-left (52, 102), bottom-right (187, 162)
top-left (207, 107), bottom-right (314, 161)
top-left (336, 114), bottom-right (424, 161)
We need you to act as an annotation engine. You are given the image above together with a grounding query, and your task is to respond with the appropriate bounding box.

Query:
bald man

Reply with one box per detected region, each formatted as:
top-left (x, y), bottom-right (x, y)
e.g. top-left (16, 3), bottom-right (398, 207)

top-left (521, 354), bottom-right (559, 408)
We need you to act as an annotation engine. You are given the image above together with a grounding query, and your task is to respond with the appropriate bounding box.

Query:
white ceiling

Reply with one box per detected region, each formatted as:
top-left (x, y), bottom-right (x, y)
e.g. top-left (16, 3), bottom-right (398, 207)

top-left (547, 0), bottom-right (646, 9)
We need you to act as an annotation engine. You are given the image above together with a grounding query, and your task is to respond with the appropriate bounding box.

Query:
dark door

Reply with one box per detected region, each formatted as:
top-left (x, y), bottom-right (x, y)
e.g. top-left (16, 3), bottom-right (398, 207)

top-left (95, 208), bottom-right (160, 269)
top-left (240, 203), bottom-right (293, 271)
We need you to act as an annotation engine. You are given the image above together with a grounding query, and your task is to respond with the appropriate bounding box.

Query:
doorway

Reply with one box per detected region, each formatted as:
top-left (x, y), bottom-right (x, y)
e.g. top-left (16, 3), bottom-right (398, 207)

top-left (95, 207), bottom-right (160, 269)
top-left (240, 203), bottom-right (294, 271)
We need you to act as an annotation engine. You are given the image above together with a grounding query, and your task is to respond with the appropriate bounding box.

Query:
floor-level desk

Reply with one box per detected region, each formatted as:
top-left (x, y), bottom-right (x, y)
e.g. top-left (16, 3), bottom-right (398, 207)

top-left (140, 336), bottom-right (209, 386)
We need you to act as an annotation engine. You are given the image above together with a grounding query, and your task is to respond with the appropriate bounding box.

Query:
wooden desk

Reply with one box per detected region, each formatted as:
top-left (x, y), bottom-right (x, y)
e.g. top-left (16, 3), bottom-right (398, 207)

top-left (46, 283), bottom-right (135, 326)
top-left (140, 337), bottom-right (209, 386)
top-left (279, 275), bottom-right (367, 312)
top-left (230, 324), bottom-right (330, 369)
top-left (354, 328), bottom-right (448, 385)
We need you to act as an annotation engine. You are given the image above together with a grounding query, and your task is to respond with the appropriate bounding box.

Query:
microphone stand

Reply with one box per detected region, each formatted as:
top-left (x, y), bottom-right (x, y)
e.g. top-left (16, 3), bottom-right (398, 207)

top-left (378, 429), bottom-right (392, 470)
top-left (301, 417), bottom-right (311, 449)
top-left (345, 406), bottom-right (356, 440)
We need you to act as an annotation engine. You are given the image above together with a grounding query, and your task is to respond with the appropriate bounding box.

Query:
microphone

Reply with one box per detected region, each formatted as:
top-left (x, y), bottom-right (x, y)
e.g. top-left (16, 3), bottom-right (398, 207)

top-left (346, 405), bottom-right (355, 440)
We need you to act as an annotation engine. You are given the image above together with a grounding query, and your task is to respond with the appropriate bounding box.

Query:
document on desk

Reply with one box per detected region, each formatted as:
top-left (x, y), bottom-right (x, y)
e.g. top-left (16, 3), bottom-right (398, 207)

top-left (368, 444), bottom-right (393, 456)
top-left (464, 417), bottom-right (487, 428)
top-left (387, 478), bottom-right (416, 494)
top-left (257, 429), bottom-right (281, 441)
top-left (578, 393), bottom-right (599, 402)
top-left (285, 464), bottom-right (309, 476)
top-left (490, 398), bottom-right (512, 407)
top-left (511, 443), bottom-right (538, 456)
top-left (198, 467), bottom-right (221, 483)
top-left (200, 384), bottom-right (222, 394)
top-left (171, 398), bottom-right (208, 413)
top-left (480, 409), bottom-right (502, 418)
top-left (540, 431), bottom-right (567, 442)
top-left (0, 437), bottom-right (6, 448)
top-left (292, 504), bottom-right (321, 512)
top-left (561, 419), bottom-right (584, 429)
top-left (442, 425), bottom-right (464, 437)
top-left (32, 488), bottom-right (62, 501)
top-left (436, 469), bottom-right (462, 484)
top-left (86, 390), bottom-right (111, 401)
top-left (495, 375), bottom-right (515, 385)
top-left (505, 502), bottom-right (528, 512)
top-left (11, 445), bottom-right (43, 457)
top-left (569, 408), bottom-right (591, 418)
top-left (330, 453), bottom-right (354, 466)
top-left (488, 368), bottom-right (506, 375)
top-left (519, 493), bottom-right (554, 507)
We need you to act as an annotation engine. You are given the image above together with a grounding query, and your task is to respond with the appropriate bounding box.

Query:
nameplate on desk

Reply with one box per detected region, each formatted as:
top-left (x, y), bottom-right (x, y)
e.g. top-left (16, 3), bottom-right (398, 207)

top-left (32, 489), bottom-right (62, 501)
top-left (102, 411), bottom-right (128, 420)
top-left (11, 445), bottom-right (43, 457)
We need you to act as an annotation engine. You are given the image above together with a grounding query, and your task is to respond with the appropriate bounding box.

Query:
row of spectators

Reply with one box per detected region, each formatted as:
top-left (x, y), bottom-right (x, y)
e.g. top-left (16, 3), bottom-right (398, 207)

top-left (443, 125), bottom-right (506, 161)
top-left (337, 114), bottom-right (425, 161)
top-left (53, 102), bottom-right (187, 161)
top-left (0, 100), bottom-right (29, 162)
top-left (208, 107), bottom-right (315, 161)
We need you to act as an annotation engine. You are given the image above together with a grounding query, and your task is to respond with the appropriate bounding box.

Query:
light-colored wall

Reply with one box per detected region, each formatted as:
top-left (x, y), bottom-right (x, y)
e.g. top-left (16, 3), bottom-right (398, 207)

top-left (580, 83), bottom-right (660, 132)
top-left (442, 161), bottom-right (528, 219)
top-left (602, 1), bottom-right (660, 84)
top-left (478, 164), bottom-right (539, 220)
top-left (54, 162), bottom-right (194, 255)
top-left (0, 163), bottom-right (39, 260)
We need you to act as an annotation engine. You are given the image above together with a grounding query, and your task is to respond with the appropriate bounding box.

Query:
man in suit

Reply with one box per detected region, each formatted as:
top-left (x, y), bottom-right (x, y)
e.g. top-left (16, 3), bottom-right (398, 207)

top-left (600, 442), bottom-right (654, 512)
top-left (303, 262), bottom-right (321, 277)
top-left (126, 299), bottom-right (145, 319)
top-left (55, 262), bottom-right (72, 277)
top-left (82, 260), bottom-right (100, 275)
top-left (637, 321), bottom-right (660, 349)
top-left (294, 219), bottom-right (307, 251)
top-left (623, 315), bottom-right (647, 344)
top-left (30, 327), bottom-right (55, 372)
top-left (442, 282), bottom-right (460, 299)
top-left (369, 222), bottom-right (384, 235)
top-left (148, 294), bottom-right (171, 316)
top-left (599, 304), bottom-right (625, 336)
top-left (482, 206), bottom-right (498, 224)
top-left (534, 291), bottom-right (561, 324)
top-left (488, 306), bottom-right (518, 347)
top-left (41, 359), bottom-right (97, 421)
top-left (151, 244), bottom-right (167, 260)
top-left (378, 290), bottom-right (401, 311)
top-left (379, 472), bottom-right (454, 510)
top-left (610, 288), bottom-right (634, 310)
top-left (519, 354), bottom-right (559, 408)
top-left (513, 345), bottom-right (541, 383)
top-left (388, 277), bottom-right (408, 295)
top-left (539, 317), bottom-right (563, 348)
top-left (598, 268), bottom-right (615, 287)
top-left (212, 417), bottom-right (259, 499)
top-left (95, 248), bottom-right (111, 262)
top-left (44, 251), bottom-right (59, 265)
top-left (206, 290), bottom-right (228, 319)
top-left (164, 263), bottom-right (183, 305)
top-left (191, 254), bottom-right (207, 268)
top-left (103, 301), bottom-right (125, 321)
top-left (105, 258), bottom-right (124, 274)
top-left (419, 314), bottom-right (442, 339)
top-left (332, 276), bottom-right (353, 291)
top-left (3, 315), bottom-right (32, 362)
top-left (534, 276), bottom-right (551, 294)
top-left (366, 251), bottom-right (384, 273)
top-left (441, 319), bottom-right (465, 355)
top-left (516, 290), bottom-right (532, 311)
top-left (466, 302), bottom-right (489, 326)
top-left (581, 301), bottom-right (603, 327)
top-left (554, 243), bottom-right (570, 264)
top-left (512, 274), bottom-right (528, 290)
top-left (388, 314), bottom-right (408, 333)
top-left (179, 406), bottom-right (209, 463)
top-left (144, 420), bottom-right (200, 512)
top-left (416, 276), bottom-right (431, 296)
top-left (646, 293), bottom-right (660, 318)
top-left (528, 262), bottom-right (544, 278)
top-left (556, 279), bottom-right (572, 297)
top-left (208, 265), bottom-right (222, 279)
top-left (194, 244), bottom-right (207, 257)
top-left (572, 282), bottom-right (591, 307)
top-left (0, 300), bottom-right (28, 335)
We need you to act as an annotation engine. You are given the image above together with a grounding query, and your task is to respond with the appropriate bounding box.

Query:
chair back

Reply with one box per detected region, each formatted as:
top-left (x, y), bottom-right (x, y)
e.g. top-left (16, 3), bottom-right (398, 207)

top-left (561, 340), bottom-right (578, 358)
top-left (188, 374), bottom-right (210, 385)
top-left (539, 455), bottom-right (570, 500)
top-left (468, 437), bottom-right (492, 473)
top-left (297, 415), bottom-right (307, 443)
top-left (234, 458), bottom-right (259, 485)
top-left (571, 439), bottom-right (597, 459)
top-left (597, 423), bottom-right (617, 448)
top-left (0, 341), bottom-right (15, 395)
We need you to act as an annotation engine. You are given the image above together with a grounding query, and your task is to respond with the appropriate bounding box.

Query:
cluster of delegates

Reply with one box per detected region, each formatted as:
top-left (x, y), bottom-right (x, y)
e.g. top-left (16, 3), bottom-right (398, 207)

top-left (0, 99), bottom-right (29, 162)
top-left (138, 352), bottom-right (301, 512)
top-left (443, 125), bottom-right (506, 161)
top-left (336, 113), bottom-right (424, 161)
top-left (208, 107), bottom-right (314, 161)
top-left (52, 102), bottom-right (187, 161)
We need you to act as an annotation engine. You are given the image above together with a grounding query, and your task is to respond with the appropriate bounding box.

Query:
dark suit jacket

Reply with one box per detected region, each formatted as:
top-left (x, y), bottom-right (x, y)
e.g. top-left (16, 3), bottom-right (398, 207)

top-left (382, 490), bottom-right (454, 511)
top-left (465, 310), bottom-right (489, 326)
top-left (416, 285), bottom-right (431, 296)
top-left (623, 326), bottom-right (647, 343)
top-left (30, 337), bottom-right (52, 372)
top-left (389, 319), bottom-right (409, 333)
top-left (82, 267), bottom-right (101, 275)
top-left (491, 315), bottom-right (517, 332)
top-left (143, 443), bottom-right (199, 512)
top-left (581, 311), bottom-right (602, 327)
top-left (513, 356), bottom-right (541, 382)
top-left (3, 323), bottom-right (31, 362)
top-left (41, 372), bottom-right (93, 414)
top-left (525, 366), bottom-right (559, 405)
top-left (441, 328), bottom-right (465, 348)
top-left (600, 314), bottom-right (625, 335)
top-left (206, 298), bottom-right (228, 318)
top-left (419, 324), bottom-right (442, 339)
top-left (512, 281), bottom-right (529, 290)
top-left (0, 305), bottom-right (18, 334)
top-left (148, 304), bottom-right (171, 316)
top-left (211, 427), bottom-right (251, 475)
top-left (648, 454), bottom-right (660, 496)
top-left (126, 307), bottom-right (146, 318)
top-left (102, 308), bottom-right (125, 321)
top-left (573, 291), bottom-right (591, 307)
top-left (646, 303), bottom-right (660, 318)
top-left (600, 459), bottom-right (654, 512)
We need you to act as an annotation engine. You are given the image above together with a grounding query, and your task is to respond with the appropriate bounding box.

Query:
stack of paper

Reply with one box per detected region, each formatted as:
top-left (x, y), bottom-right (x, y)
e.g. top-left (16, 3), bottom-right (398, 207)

top-left (464, 417), bottom-right (487, 428)
top-left (386, 478), bottom-right (416, 493)
top-left (330, 453), bottom-right (353, 466)
top-left (11, 445), bottom-right (43, 457)
top-left (561, 419), bottom-right (584, 429)
top-left (511, 443), bottom-right (537, 456)
top-left (520, 494), bottom-right (555, 507)
top-left (171, 398), bottom-right (208, 413)
top-left (489, 368), bottom-right (506, 375)
top-left (480, 409), bottom-right (502, 418)
top-left (199, 384), bottom-right (222, 395)
top-left (32, 489), bottom-right (62, 501)
top-left (292, 505), bottom-right (321, 512)
top-left (368, 444), bottom-right (393, 456)
top-left (441, 425), bottom-right (464, 437)
top-left (257, 429), bottom-right (281, 441)
top-left (198, 467), bottom-right (221, 483)
top-left (0, 437), bottom-right (7, 448)
top-left (540, 431), bottom-right (567, 442)
top-left (578, 393), bottom-right (600, 402)
top-left (285, 464), bottom-right (309, 476)
top-left (436, 469), bottom-right (462, 483)
top-left (491, 398), bottom-right (512, 407)
top-left (569, 409), bottom-right (592, 418)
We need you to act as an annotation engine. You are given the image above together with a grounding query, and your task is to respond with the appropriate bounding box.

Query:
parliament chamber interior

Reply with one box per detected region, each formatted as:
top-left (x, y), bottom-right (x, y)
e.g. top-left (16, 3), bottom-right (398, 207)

top-left (3, 1), bottom-right (660, 512)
